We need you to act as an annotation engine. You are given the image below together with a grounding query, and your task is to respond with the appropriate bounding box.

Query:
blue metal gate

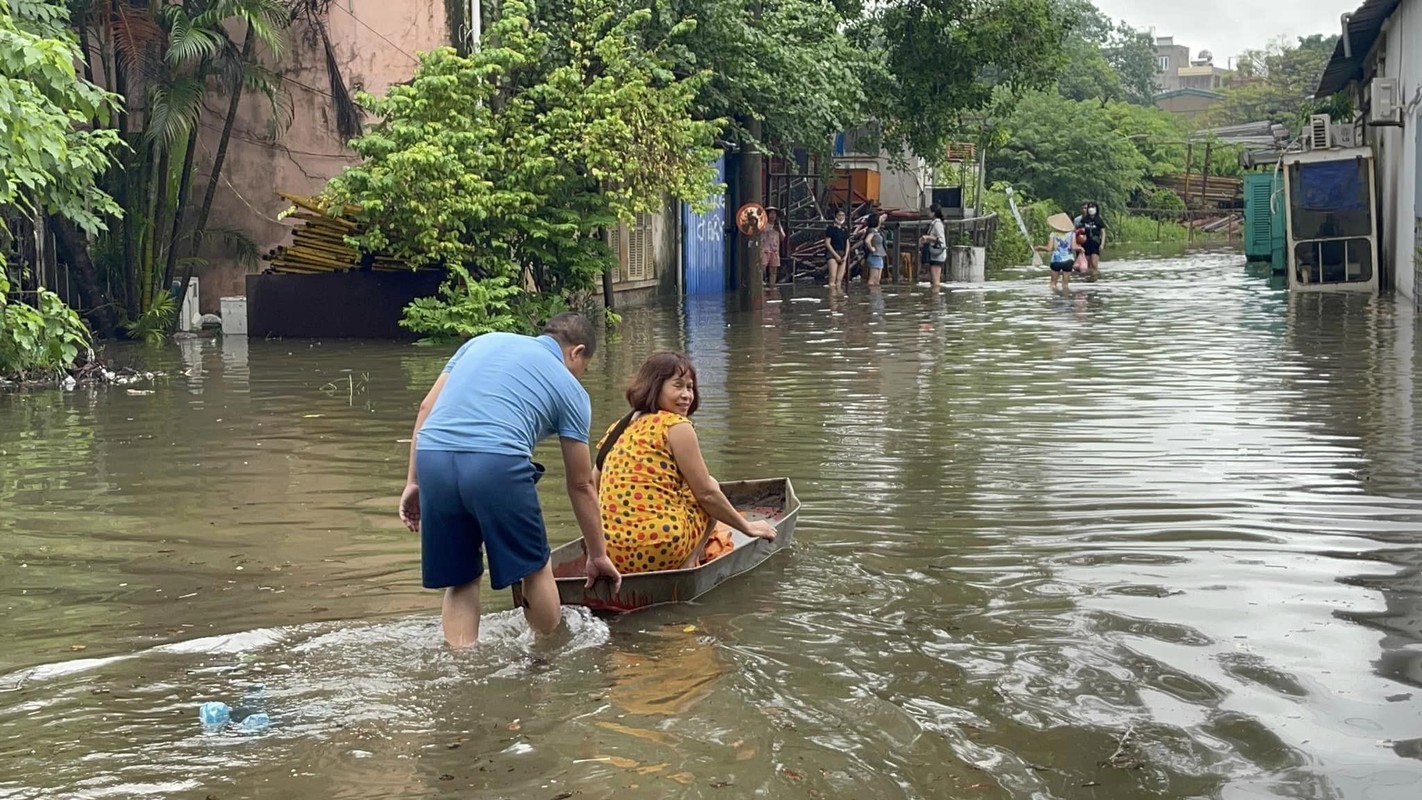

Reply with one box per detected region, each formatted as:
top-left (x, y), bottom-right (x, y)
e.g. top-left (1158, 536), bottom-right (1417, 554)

top-left (682, 157), bottom-right (727, 294)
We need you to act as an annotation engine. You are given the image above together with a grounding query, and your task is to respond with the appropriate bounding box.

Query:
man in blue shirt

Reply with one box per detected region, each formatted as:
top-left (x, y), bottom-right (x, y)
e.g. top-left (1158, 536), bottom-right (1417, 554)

top-left (399, 313), bottom-right (621, 647)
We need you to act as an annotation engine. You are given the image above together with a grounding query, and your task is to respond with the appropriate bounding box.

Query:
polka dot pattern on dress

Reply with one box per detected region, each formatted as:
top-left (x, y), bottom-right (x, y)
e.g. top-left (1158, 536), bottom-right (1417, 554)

top-left (597, 411), bottom-right (709, 573)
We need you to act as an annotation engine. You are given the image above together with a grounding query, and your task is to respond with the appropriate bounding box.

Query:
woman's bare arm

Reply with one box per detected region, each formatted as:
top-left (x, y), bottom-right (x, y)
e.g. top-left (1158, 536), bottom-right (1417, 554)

top-left (667, 423), bottom-right (758, 534)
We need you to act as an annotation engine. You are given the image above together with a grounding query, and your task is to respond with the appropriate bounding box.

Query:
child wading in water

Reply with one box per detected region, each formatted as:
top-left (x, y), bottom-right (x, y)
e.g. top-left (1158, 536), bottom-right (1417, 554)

top-left (1036, 213), bottom-right (1080, 292)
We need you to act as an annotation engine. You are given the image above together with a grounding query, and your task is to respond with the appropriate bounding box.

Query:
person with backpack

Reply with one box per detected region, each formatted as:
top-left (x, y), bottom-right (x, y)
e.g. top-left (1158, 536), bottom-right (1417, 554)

top-left (919, 204), bottom-right (949, 290)
top-left (864, 213), bottom-right (887, 287)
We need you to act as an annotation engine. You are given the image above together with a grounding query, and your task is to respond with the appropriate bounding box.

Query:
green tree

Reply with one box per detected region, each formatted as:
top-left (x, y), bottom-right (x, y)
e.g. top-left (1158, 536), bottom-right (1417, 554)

top-left (325, 0), bottom-right (720, 340)
top-left (987, 91), bottom-right (1149, 213)
top-left (1, 271), bottom-right (92, 380)
top-left (1105, 23), bottom-right (1160, 105)
top-left (1052, 1), bottom-right (1157, 105)
top-left (1, 0), bottom-right (118, 358)
top-left (1208, 34), bottom-right (1343, 132)
top-left (1, 0), bottom-right (122, 235)
top-left (1101, 101), bottom-right (1188, 182)
top-left (607, 0), bottom-right (867, 155)
top-left (865, 0), bottom-right (1068, 160)
top-left (47, 0), bottom-right (289, 339)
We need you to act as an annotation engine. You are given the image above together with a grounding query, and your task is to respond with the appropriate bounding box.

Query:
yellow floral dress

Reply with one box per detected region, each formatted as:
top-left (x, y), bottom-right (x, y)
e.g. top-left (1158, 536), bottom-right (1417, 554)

top-left (597, 411), bottom-right (710, 573)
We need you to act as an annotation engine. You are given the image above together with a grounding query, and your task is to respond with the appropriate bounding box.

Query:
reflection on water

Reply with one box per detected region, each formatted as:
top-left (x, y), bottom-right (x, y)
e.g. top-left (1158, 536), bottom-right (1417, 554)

top-left (2, 252), bottom-right (1422, 799)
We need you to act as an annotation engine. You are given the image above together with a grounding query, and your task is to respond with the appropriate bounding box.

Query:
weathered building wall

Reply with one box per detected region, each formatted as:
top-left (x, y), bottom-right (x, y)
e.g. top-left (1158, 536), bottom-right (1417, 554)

top-left (1155, 89), bottom-right (1223, 122)
top-left (1369, 0), bottom-right (1422, 302)
top-left (605, 196), bottom-right (681, 309)
top-left (191, 2), bottom-right (448, 312)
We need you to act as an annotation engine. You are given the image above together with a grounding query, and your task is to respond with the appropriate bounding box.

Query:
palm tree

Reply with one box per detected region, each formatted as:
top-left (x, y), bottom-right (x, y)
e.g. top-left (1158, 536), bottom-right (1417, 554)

top-left (56, 0), bottom-right (289, 334)
top-left (157, 0), bottom-right (291, 311)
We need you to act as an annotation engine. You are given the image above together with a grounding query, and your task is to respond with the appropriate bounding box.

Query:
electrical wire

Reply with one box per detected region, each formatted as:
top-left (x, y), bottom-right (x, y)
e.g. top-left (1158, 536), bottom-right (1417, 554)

top-left (329, 4), bottom-right (420, 65)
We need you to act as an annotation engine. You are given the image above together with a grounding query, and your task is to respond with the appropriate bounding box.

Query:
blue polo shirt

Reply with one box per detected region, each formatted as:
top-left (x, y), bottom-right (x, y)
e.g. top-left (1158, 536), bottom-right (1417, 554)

top-left (416, 333), bottom-right (591, 456)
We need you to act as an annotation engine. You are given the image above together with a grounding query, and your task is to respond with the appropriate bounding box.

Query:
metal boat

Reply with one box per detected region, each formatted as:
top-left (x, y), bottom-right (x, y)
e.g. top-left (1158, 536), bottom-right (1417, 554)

top-left (512, 477), bottom-right (799, 613)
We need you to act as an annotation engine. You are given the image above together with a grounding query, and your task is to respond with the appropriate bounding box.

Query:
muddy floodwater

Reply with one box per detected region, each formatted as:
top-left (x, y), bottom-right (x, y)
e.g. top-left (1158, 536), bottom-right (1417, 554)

top-left (3, 252), bottom-right (1422, 800)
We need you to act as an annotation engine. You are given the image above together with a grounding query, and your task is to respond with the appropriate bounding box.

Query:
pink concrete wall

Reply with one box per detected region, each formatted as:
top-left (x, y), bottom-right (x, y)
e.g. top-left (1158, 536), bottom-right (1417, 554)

top-left (192, 2), bottom-right (448, 312)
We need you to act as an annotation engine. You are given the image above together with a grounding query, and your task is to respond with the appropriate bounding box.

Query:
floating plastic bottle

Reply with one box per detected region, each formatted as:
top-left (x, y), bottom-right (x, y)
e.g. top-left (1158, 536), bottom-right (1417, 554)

top-left (238, 713), bottom-right (271, 734)
top-left (198, 702), bottom-right (231, 732)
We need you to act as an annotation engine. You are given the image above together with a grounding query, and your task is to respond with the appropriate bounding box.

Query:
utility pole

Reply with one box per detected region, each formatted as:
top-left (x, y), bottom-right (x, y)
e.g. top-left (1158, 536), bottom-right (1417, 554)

top-left (736, 119), bottom-right (765, 310)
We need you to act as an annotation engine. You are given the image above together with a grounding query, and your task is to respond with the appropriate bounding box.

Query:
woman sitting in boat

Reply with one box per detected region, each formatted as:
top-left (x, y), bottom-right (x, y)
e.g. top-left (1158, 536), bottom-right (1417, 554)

top-left (594, 352), bottom-right (777, 574)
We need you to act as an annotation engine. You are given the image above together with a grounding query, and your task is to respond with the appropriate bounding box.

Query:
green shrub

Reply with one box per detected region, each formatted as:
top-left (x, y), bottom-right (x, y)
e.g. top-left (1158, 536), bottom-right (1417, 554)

top-left (1146, 189), bottom-right (1186, 210)
top-left (1112, 214), bottom-right (1191, 243)
top-left (0, 272), bottom-right (92, 379)
top-left (324, 0), bottom-right (719, 343)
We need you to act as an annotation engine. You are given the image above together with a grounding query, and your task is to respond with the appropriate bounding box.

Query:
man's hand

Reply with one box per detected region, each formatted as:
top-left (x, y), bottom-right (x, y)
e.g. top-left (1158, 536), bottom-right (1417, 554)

top-left (399, 482), bottom-right (420, 532)
top-left (585, 554), bottom-right (622, 593)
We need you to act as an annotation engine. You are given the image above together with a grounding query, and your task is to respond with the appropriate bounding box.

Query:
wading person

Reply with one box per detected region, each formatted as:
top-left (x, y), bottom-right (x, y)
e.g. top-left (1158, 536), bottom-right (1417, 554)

top-left (1075, 202), bottom-right (1108, 281)
top-left (399, 313), bottom-right (621, 647)
top-left (594, 352), bottom-right (777, 574)
top-left (824, 208), bottom-right (851, 292)
top-left (864, 213), bottom-right (887, 287)
top-left (920, 204), bottom-right (948, 290)
top-left (1036, 213), bottom-right (1079, 292)
top-left (762, 207), bottom-right (786, 285)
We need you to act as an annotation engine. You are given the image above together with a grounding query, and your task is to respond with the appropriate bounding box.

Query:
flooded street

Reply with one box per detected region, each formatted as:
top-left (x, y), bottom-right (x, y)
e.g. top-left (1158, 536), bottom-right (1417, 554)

top-left (3, 251), bottom-right (1422, 799)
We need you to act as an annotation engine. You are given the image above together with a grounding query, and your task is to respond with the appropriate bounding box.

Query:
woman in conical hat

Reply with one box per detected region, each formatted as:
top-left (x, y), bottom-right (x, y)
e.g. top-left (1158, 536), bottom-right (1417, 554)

top-left (1035, 213), bottom-right (1081, 292)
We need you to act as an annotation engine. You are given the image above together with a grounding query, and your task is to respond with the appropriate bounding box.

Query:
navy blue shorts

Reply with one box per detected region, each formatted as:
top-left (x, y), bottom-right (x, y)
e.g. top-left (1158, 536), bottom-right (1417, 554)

top-left (417, 450), bottom-right (550, 590)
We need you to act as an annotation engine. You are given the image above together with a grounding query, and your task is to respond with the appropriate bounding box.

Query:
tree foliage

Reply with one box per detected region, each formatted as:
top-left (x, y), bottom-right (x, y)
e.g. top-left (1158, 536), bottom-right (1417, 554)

top-left (1, 0), bottom-right (122, 235)
top-left (0, 271), bottom-right (92, 379)
top-left (325, 0), bottom-right (721, 340)
top-left (48, 0), bottom-right (289, 337)
top-left (1053, 0), bottom-right (1157, 106)
top-left (988, 92), bottom-right (1150, 213)
top-left (1207, 34), bottom-right (1344, 132)
top-left (989, 91), bottom-right (1244, 216)
top-left (860, 0), bottom-right (1067, 160)
top-left (591, 0), bottom-right (869, 155)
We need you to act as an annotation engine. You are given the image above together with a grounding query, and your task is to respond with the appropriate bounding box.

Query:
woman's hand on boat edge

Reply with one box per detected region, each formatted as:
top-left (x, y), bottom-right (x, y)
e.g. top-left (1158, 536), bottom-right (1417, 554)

top-left (585, 553), bottom-right (622, 592)
top-left (746, 520), bottom-right (777, 541)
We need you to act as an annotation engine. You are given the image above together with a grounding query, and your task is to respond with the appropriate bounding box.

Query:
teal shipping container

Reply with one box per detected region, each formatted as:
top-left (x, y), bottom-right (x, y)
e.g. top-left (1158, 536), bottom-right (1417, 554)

top-left (1243, 171), bottom-right (1286, 271)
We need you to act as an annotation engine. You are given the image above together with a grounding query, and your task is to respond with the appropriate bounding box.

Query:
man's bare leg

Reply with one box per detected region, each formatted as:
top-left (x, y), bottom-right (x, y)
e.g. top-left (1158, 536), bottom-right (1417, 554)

top-left (442, 579), bottom-right (482, 648)
top-left (518, 561), bottom-right (562, 636)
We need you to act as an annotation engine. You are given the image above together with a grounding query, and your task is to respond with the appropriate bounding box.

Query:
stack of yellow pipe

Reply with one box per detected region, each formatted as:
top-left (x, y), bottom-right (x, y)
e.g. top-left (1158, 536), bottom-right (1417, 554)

top-left (263, 193), bottom-right (410, 274)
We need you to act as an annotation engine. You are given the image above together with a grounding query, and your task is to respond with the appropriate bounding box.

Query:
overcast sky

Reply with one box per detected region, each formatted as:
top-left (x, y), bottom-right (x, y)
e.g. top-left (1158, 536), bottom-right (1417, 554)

top-left (1093, 0), bottom-right (1351, 63)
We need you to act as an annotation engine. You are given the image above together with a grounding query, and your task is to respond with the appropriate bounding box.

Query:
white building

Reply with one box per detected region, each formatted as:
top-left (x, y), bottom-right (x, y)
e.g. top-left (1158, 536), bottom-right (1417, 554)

top-left (1317, 0), bottom-right (1422, 302)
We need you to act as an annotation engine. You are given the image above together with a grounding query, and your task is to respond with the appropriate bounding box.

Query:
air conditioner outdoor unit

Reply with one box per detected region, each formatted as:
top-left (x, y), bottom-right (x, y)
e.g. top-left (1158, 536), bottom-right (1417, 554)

top-left (1371, 77), bottom-right (1401, 124)
top-left (1332, 123), bottom-right (1358, 148)
top-left (1309, 114), bottom-right (1333, 149)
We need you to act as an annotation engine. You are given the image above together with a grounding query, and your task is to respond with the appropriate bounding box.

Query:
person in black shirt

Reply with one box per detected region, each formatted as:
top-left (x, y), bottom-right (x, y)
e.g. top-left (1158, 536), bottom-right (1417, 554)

top-left (824, 209), bottom-right (850, 292)
top-left (1073, 202), bottom-right (1108, 282)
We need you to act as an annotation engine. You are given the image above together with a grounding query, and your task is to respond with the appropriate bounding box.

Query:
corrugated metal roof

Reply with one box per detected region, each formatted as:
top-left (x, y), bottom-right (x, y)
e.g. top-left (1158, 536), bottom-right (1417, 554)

top-left (1315, 0), bottom-right (1404, 98)
top-left (1154, 87), bottom-right (1225, 100)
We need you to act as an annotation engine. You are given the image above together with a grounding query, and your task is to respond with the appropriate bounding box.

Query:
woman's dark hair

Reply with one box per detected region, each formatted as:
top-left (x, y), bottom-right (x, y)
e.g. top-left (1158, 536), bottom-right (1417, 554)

top-left (867, 212), bottom-right (881, 228)
top-left (626, 351), bottom-right (700, 416)
top-left (930, 203), bottom-right (944, 220)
